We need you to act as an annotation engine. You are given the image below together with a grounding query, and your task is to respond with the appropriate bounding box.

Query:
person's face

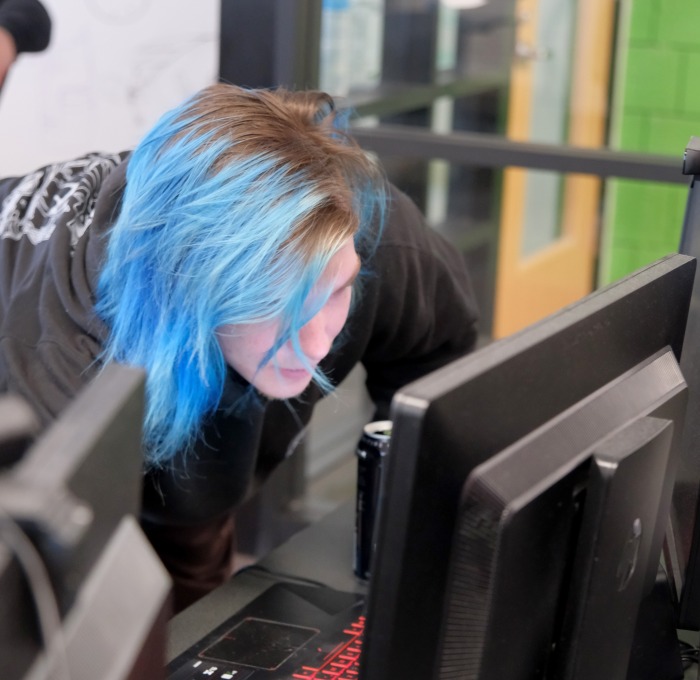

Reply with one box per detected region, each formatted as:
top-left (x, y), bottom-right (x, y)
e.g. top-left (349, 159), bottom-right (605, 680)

top-left (216, 238), bottom-right (361, 399)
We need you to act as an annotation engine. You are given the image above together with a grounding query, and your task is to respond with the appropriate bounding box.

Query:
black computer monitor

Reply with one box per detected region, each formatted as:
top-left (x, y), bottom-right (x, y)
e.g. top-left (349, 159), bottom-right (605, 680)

top-left (674, 140), bottom-right (700, 629)
top-left (0, 363), bottom-right (171, 680)
top-left (361, 253), bottom-right (695, 680)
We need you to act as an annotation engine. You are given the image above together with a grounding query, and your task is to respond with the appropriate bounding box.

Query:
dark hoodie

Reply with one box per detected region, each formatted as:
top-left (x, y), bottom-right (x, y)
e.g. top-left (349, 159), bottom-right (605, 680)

top-left (0, 152), bottom-right (479, 609)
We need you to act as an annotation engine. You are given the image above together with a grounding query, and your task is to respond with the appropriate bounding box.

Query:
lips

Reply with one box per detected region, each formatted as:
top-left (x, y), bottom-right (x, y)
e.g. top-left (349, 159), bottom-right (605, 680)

top-left (278, 367), bottom-right (312, 377)
top-left (278, 363), bottom-right (317, 373)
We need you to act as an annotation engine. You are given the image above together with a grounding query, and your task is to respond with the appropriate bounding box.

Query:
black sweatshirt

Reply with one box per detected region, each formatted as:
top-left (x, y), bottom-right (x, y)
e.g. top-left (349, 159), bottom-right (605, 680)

top-left (0, 0), bottom-right (51, 54)
top-left (0, 152), bottom-right (479, 608)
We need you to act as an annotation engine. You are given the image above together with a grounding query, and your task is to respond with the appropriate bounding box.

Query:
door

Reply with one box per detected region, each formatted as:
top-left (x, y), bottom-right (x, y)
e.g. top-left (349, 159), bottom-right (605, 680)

top-left (492, 0), bottom-right (616, 338)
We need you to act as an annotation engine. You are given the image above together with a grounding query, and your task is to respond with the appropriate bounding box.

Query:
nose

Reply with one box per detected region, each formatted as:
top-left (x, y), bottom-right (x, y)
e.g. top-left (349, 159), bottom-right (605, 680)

top-left (298, 309), bottom-right (334, 364)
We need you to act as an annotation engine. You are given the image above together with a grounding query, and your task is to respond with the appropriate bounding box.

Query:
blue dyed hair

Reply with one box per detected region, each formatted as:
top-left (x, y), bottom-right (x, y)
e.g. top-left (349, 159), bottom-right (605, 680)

top-left (95, 84), bottom-right (386, 467)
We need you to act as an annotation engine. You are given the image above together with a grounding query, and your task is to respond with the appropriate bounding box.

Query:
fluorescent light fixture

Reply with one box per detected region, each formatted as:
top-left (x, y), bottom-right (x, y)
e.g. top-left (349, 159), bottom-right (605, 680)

top-left (440, 0), bottom-right (488, 9)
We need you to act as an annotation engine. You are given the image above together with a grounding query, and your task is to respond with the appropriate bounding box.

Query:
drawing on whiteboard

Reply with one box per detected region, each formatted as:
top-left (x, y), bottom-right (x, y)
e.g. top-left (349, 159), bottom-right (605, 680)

top-left (0, 0), bottom-right (218, 176)
top-left (84, 0), bottom-right (153, 25)
top-left (125, 35), bottom-right (218, 128)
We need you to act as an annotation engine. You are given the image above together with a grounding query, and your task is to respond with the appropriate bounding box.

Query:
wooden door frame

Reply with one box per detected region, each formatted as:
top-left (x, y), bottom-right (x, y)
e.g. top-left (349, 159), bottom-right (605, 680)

top-left (493, 0), bottom-right (616, 338)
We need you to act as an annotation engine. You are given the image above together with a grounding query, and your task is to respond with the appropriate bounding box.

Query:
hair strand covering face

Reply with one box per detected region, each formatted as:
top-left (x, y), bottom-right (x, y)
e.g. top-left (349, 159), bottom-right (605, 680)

top-left (95, 84), bottom-right (387, 468)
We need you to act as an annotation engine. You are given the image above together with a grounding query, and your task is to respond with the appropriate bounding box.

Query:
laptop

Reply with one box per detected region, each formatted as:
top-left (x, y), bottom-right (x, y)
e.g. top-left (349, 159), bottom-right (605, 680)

top-left (166, 581), bottom-right (366, 680)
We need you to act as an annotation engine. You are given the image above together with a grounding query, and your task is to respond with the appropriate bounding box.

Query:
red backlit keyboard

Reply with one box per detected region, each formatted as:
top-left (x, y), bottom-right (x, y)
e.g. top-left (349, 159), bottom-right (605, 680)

top-left (291, 615), bottom-right (365, 680)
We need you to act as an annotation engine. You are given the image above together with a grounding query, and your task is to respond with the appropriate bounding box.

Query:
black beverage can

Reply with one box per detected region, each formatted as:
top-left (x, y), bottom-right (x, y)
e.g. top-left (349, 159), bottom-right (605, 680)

top-left (354, 420), bottom-right (392, 581)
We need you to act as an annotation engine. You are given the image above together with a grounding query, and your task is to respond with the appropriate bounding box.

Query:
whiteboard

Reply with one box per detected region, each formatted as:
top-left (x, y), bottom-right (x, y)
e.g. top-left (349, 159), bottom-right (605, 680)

top-left (0, 0), bottom-right (219, 175)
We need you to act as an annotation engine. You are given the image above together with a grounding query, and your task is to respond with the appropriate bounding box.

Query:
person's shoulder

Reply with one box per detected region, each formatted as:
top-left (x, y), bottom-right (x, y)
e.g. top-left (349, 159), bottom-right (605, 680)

top-left (380, 183), bottom-right (426, 244)
top-left (0, 152), bottom-right (128, 244)
top-left (380, 182), bottom-right (455, 260)
top-left (386, 183), bottom-right (422, 221)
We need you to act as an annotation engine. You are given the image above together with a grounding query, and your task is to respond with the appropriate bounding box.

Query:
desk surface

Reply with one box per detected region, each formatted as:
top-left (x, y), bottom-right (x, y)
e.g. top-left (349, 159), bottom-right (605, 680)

top-left (165, 502), bottom-right (700, 679)
top-left (166, 501), bottom-right (362, 662)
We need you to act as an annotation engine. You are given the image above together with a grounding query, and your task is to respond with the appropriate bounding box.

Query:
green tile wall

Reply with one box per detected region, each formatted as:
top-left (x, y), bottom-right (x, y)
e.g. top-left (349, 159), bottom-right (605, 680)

top-left (601, 0), bottom-right (698, 285)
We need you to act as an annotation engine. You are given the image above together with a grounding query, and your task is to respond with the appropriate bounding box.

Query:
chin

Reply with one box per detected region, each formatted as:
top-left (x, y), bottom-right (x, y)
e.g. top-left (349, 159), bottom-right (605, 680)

top-left (255, 372), bottom-right (313, 400)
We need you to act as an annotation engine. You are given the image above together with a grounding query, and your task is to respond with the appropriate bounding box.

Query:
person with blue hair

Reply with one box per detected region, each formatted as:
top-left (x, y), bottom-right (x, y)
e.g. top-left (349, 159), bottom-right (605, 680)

top-left (0, 83), bottom-right (479, 611)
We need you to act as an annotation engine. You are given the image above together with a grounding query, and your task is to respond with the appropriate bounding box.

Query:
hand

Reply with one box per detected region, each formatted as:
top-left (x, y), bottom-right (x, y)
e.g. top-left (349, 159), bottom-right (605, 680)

top-left (0, 27), bottom-right (17, 88)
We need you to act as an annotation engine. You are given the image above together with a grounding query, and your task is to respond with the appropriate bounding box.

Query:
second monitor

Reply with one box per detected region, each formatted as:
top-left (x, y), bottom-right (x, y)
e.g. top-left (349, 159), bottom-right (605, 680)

top-left (361, 253), bottom-right (695, 680)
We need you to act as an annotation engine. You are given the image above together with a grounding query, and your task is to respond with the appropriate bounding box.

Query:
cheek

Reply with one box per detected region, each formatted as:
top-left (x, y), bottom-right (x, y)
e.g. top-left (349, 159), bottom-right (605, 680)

top-left (216, 324), bottom-right (279, 371)
top-left (216, 328), bottom-right (237, 362)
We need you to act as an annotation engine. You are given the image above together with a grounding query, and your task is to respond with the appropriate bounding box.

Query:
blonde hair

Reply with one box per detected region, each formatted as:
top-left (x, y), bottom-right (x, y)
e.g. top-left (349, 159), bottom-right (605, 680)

top-left (178, 84), bottom-right (380, 262)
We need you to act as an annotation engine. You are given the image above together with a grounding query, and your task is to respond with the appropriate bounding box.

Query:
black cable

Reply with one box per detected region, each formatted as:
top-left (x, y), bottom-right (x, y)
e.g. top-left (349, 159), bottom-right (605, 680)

top-left (0, 505), bottom-right (71, 680)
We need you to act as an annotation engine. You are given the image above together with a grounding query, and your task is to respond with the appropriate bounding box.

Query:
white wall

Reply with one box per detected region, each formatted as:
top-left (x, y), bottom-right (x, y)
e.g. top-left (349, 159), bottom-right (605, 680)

top-left (0, 0), bottom-right (219, 176)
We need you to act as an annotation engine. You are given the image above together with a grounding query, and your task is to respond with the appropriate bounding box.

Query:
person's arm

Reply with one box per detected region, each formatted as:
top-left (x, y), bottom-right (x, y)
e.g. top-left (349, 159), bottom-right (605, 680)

top-left (360, 186), bottom-right (480, 416)
top-left (139, 370), bottom-right (268, 613)
top-left (0, 0), bottom-right (51, 86)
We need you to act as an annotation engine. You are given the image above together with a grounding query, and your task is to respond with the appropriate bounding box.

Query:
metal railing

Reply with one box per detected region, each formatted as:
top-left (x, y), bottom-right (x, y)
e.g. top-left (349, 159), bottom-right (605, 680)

top-left (351, 124), bottom-right (686, 184)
